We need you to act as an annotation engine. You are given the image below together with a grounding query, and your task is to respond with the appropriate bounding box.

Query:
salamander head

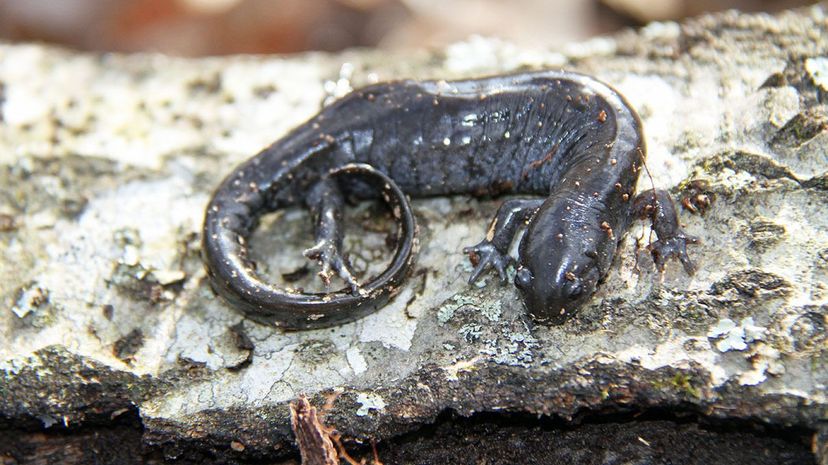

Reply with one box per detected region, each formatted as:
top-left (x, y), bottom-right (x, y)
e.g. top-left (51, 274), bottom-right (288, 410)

top-left (515, 201), bottom-right (614, 324)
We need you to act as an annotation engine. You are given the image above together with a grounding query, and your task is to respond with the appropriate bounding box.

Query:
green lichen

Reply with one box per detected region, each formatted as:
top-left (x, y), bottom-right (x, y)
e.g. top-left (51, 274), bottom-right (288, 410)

top-left (295, 339), bottom-right (338, 366)
top-left (771, 110), bottom-right (828, 147)
top-left (458, 324), bottom-right (483, 342)
top-left (479, 299), bottom-right (502, 322)
top-left (481, 327), bottom-right (538, 368)
top-left (654, 373), bottom-right (701, 398)
top-left (436, 293), bottom-right (478, 325)
top-left (698, 150), bottom-right (798, 181)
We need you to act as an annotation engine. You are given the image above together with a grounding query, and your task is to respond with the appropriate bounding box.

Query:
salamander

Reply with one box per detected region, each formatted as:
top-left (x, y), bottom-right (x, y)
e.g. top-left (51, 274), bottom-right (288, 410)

top-left (202, 70), bottom-right (697, 330)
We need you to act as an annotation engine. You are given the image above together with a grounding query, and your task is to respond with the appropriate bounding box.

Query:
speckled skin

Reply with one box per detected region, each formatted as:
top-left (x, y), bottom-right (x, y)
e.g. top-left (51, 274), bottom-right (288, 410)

top-left (203, 71), bottom-right (695, 329)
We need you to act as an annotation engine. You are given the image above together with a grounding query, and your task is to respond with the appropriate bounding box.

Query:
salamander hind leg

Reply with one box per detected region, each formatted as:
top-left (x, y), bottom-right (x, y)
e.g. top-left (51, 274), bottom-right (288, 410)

top-left (303, 175), bottom-right (361, 293)
top-left (464, 198), bottom-right (543, 283)
top-left (633, 189), bottom-right (699, 275)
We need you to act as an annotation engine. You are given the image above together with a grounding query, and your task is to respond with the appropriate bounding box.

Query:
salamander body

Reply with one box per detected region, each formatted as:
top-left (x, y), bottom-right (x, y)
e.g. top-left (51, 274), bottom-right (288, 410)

top-left (203, 71), bottom-right (696, 329)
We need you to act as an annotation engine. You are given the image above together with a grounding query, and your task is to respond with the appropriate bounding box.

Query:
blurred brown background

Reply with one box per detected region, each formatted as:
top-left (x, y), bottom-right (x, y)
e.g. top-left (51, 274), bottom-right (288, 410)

top-left (0, 0), bottom-right (815, 56)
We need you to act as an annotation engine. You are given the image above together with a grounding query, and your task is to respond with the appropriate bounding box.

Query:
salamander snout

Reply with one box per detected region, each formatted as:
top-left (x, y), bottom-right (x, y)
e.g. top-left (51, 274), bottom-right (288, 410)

top-left (515, 263), bottom-right (599, 325)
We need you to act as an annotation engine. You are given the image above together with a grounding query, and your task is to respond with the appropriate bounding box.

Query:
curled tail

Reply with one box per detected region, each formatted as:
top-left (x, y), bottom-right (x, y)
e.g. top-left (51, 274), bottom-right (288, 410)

top-left (202, 163), bottom-right (418, 330)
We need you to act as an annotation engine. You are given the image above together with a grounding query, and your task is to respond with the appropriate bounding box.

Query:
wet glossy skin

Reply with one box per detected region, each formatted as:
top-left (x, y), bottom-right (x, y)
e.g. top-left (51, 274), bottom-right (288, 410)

top-left (202, 70), bottom-right (695, 329)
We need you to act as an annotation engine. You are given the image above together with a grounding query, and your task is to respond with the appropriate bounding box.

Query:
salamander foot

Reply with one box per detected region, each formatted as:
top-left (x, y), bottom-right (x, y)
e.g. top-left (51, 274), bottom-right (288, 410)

top-left (303, 241), bottom-right (360, 293)
top-left (464, 241), bottom-right (513, 283)
top-left (648, 233), bottom-right (699, 275)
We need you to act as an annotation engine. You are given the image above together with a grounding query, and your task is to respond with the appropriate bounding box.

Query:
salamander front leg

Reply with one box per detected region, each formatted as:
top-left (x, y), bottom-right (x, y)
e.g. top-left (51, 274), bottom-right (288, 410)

top-left (633, 189), bottom-right (699, 275)
top-left (464, 198), bottom-right (543, 283)
top-left (303, 177), bottom-right (360, 293)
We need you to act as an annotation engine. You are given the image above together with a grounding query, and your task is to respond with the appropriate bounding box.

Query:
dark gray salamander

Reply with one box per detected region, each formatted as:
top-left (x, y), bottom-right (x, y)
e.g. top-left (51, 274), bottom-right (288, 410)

top-left (202, 70), bottom-right (697, 329)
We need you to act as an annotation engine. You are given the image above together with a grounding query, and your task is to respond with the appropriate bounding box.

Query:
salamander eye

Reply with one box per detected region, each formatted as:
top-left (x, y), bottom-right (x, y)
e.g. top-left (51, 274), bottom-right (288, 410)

top-left (566, 282), bottom-right (584, 300)
top-left (584, 250), bottom-right (598, 259)
top-left (514, 266), bottom-right (533, 290)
